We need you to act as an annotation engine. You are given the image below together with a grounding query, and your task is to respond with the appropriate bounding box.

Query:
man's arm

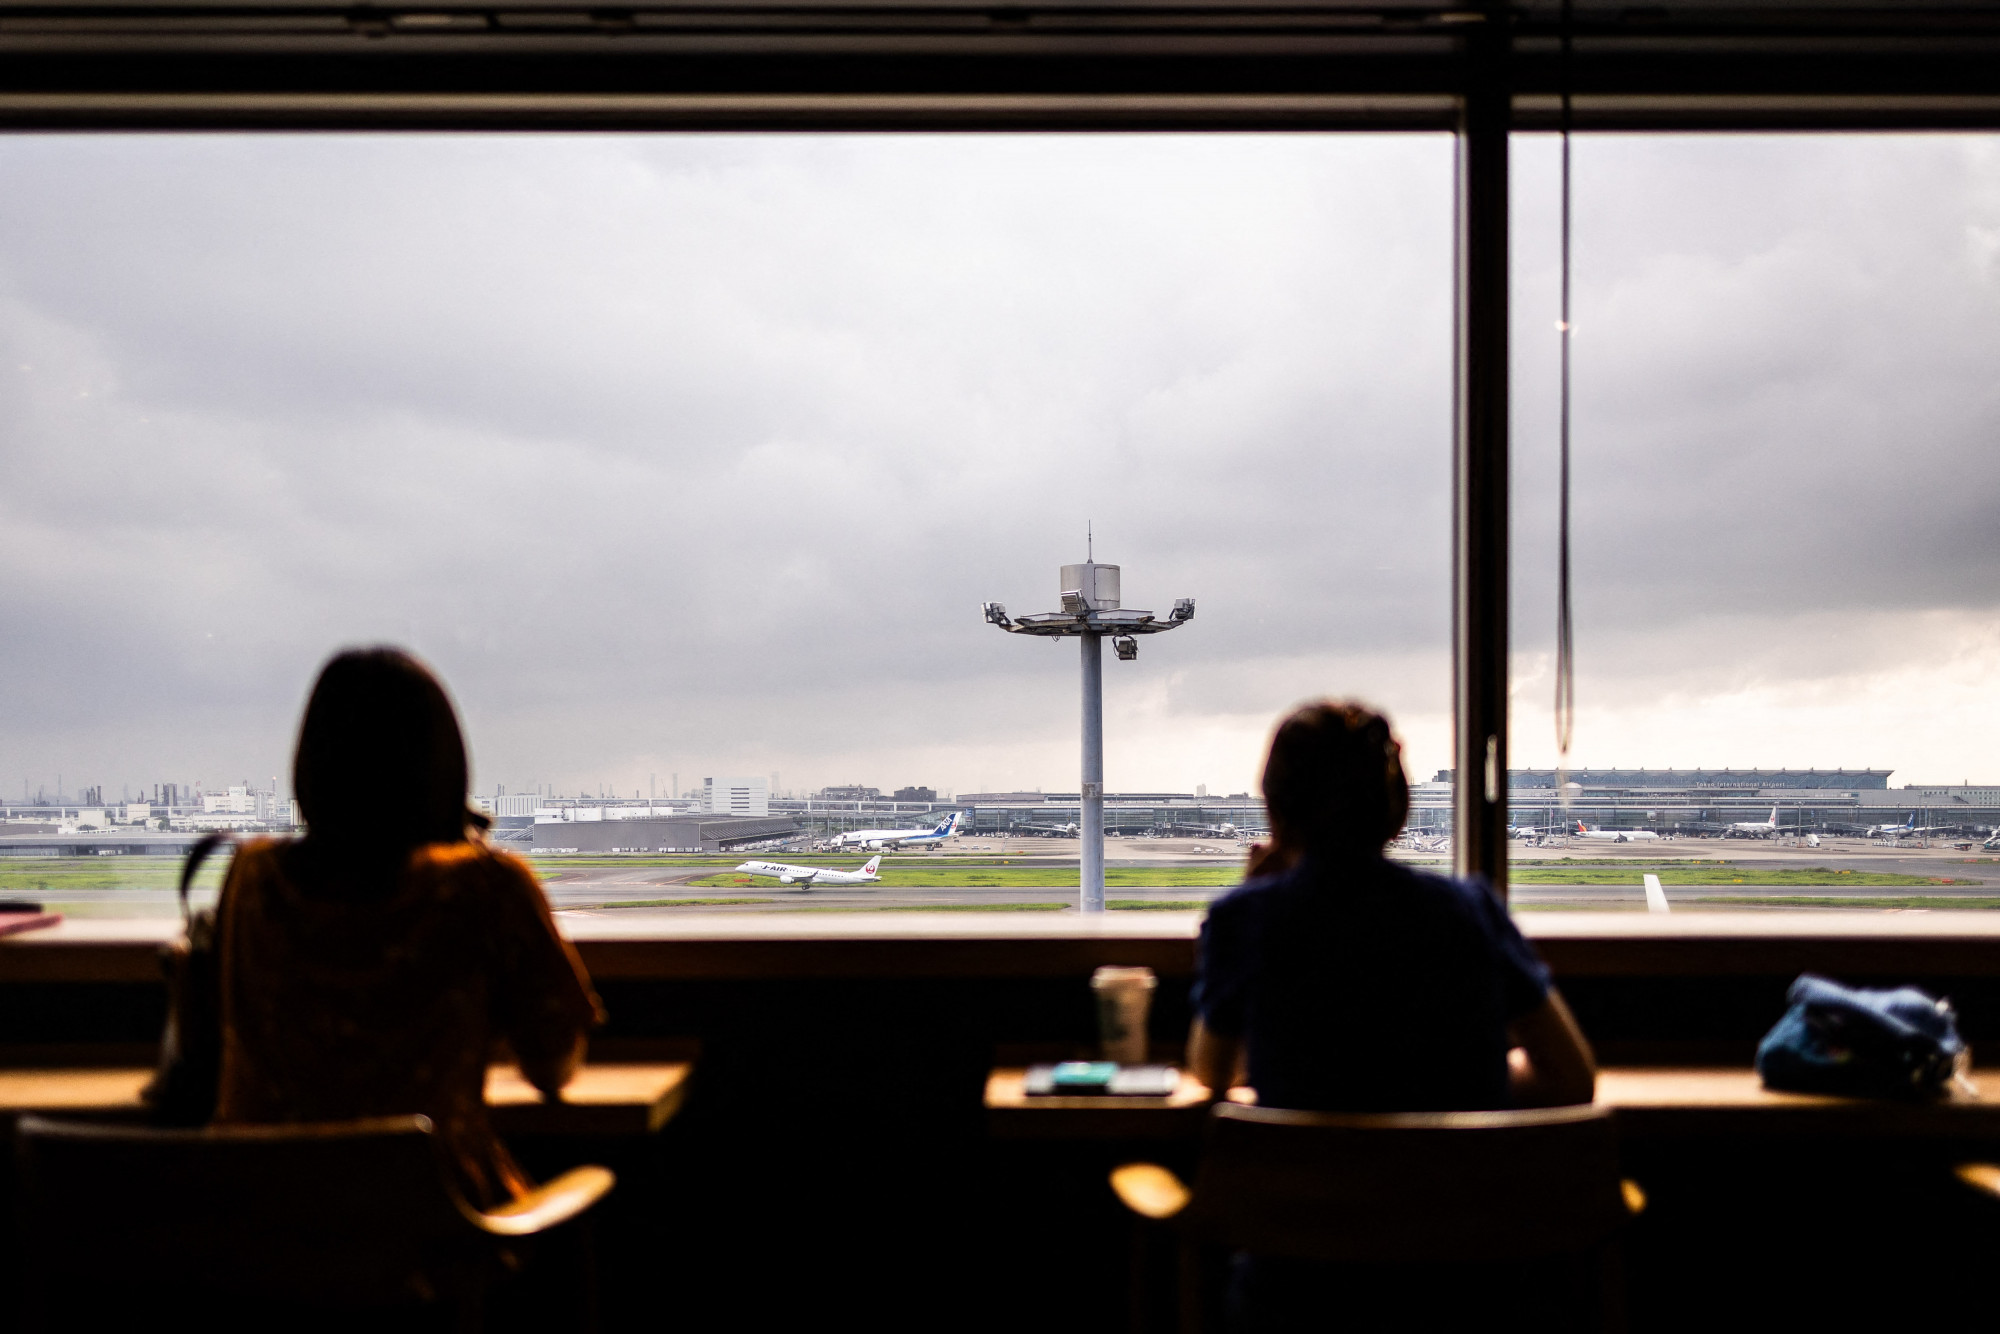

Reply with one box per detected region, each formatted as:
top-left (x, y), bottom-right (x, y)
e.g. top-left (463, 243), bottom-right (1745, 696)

top-left (1188, 1016), bottom-right (1244, 1102)
top-left (1507, 988), bottom-right (1597, 1107)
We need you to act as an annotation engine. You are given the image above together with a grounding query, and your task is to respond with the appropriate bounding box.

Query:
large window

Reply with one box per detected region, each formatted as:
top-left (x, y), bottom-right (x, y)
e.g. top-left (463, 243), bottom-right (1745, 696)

top-left (1504, 134), bottom-right (2000, 909)
top-left (0, 133), bottom-right (1454, 914)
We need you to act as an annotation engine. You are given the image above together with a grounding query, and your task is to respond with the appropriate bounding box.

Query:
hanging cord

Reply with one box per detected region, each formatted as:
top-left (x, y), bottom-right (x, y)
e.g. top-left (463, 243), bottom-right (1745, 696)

top-left (1554, 0), bottom-right (1577, 783)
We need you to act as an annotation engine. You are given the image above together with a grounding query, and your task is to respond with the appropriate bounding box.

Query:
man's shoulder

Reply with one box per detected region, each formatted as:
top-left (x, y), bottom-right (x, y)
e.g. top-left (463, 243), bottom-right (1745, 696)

top-left (1208, 857), bottom-right (1500, 920)
top-left (1380, 859), bottom-right (1510, 920)
top-left (1206, 866), bottom-right (1301, 918)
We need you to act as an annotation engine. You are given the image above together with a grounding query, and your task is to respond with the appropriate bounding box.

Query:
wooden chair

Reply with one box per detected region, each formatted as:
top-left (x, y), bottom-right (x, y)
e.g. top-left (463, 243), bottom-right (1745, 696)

top-left (1111, 1102), bottom-right (1644, 1333)
top-left (13, 1112), bottom-right (615, 1331)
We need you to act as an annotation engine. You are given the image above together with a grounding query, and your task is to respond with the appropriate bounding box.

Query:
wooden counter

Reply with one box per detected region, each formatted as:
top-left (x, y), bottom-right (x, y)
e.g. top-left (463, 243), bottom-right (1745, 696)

top-left (986, 1064), bottom-right (2000, 1141)
top-left (0, 1061), bottom-right (692, 1136)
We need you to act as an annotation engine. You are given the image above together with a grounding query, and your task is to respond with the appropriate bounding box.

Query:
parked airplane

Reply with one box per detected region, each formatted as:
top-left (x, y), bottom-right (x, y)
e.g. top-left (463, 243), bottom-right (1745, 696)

top-left (1866, 814), bottom-right (1917, 839)
top-left (829, 811), bottom-right (963, 851)
top-left (1159, 820), bottom-right (1242, 839)
top-left (1573, 820), bottom-right (1661, 844)
top-left (735, 855), bottom-right (882, 889)
top-left (1867, 812), bottom-right (1956, 842)
top-left (1725, 807), bottom-right (1781, 839)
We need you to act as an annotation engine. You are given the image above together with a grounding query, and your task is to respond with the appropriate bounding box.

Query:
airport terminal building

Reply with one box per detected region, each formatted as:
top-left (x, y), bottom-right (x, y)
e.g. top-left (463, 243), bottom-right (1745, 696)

top-left (1421, 768), bottom-right (2000, 837)
top-left (526, 812), bottom-right (801, 853)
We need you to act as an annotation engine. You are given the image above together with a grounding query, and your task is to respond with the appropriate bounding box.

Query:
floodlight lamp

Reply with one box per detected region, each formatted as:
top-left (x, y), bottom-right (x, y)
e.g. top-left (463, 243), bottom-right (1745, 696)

top-left (1170, 598), bottom-right (1196, 623)
top-left (982, 601), bottom-right (1011, 627)
top-left (1060, 590), bottom-right (1087, 614)
top-left (1113, 636), bottom-right (1138, 661)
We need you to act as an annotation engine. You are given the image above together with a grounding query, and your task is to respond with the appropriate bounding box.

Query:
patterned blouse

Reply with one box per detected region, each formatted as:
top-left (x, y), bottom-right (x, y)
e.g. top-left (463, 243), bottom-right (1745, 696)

top-left (214, 838), bottom-right (604, 1207)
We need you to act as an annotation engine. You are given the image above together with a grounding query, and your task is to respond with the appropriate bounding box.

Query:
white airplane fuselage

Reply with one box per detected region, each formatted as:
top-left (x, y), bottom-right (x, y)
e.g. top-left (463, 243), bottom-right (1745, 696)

top-left (1726, 807), bottom-right (1781, 838)
top-left (1574, 821), bottom-right (1661, 843)
top-left (736, 855), bottom-right (882, 888)
top-left (831, 812), bottom-right (962, 850)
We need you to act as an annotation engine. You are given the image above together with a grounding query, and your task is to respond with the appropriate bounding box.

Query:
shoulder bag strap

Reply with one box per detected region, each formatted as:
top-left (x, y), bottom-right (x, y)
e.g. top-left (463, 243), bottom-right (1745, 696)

top-left (178, 830), bottom-right (236, 926)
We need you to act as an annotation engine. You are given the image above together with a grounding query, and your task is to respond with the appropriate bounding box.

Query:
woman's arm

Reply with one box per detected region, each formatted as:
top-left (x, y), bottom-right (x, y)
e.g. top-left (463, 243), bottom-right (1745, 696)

top-left (1187, 1016), bottom-right (1244, 1102)
top-left (520, 1030), bottom-right (587, 1099)
top-left (1507, 988), bottom-right (1597, 1107)
top-left (490, 853), bottom-right (605, 1099)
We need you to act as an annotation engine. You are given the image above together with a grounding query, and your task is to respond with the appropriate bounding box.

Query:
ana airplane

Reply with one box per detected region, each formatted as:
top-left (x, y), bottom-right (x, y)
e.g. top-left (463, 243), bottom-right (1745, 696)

top-left (1867, 813), bottom-right (1955, 841)
top-left (1574, 820), bottom-right (1661, 844)
top-left (1725, 807), bottom-right (1781, 839)
top-left (829, 811), bottom-right (963, 851)
top-left (735, 855), bottom-right (882, 889)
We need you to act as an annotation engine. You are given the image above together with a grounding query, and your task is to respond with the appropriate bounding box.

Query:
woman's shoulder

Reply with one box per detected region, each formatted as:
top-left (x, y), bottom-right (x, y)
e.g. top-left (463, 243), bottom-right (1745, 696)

top-left (218, 836), bottom-right (294, 894)
top-left (409, 839), bottom-right (542, 891)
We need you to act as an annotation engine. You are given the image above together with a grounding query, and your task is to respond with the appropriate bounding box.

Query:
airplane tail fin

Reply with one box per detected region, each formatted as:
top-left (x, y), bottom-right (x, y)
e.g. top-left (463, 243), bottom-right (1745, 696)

top-left (936, 812), bottom-right (959, 835)
top-left (861, 855), bottom-right (882, 876)
top-left (1769, 807), bottom-right (1778, 825)
top-left (1576, 819), bottom-right (1588, 834)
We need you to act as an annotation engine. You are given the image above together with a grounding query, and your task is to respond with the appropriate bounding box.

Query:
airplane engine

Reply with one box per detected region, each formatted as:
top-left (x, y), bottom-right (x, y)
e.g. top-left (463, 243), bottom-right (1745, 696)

top-left (779, 875), bottom-right (797, 884)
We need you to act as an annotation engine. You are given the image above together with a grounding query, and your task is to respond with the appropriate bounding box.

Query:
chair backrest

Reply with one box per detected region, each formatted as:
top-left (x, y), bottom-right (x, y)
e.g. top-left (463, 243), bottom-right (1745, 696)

top-left (1184, 1102), bottom-right (1628, 1264)
top-left (14, 1114), bottom-right (489, 1306)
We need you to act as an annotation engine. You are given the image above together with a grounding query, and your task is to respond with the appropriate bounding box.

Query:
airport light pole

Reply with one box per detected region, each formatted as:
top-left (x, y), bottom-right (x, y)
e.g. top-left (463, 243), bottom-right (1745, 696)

top-left (983, 558), bottom-right (1194, 913)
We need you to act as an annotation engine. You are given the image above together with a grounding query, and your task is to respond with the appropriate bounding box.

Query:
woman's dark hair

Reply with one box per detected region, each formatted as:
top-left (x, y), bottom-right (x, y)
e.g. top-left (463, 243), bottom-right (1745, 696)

top-left (293, 647), bottom-right (485, 854)
top-left (1260, 700), bottom-right (1410, 858)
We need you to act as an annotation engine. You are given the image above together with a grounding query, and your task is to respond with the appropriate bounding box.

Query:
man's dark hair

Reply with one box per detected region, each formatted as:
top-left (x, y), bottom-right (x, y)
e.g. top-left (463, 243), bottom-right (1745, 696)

top-left (1260, 700), bottom-right (1410, 857)
top-left (293, 647), bottom-right (484, 854)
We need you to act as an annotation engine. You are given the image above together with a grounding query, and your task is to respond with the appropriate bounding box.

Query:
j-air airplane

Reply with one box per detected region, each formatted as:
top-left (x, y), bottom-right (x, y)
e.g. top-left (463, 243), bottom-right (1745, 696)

top-left (734, 855), bottom-right (883, 889)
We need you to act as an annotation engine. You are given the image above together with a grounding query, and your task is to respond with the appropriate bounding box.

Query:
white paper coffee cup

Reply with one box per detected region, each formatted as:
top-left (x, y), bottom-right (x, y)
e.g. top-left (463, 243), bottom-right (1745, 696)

top-left (1091, 964), bottom-right (1158, 1064)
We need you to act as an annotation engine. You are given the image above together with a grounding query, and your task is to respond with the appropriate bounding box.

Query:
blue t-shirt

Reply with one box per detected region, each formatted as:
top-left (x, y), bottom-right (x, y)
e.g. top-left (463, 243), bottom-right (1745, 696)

top-left (1193, 854), bottom-right (1551, 1112)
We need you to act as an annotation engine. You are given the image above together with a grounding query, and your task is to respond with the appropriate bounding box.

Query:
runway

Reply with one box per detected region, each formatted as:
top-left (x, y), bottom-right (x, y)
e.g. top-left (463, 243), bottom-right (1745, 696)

top-left (6, 837), bottom-right (1991, 917)
top-left (538, 836), bottom-right (1999, 915)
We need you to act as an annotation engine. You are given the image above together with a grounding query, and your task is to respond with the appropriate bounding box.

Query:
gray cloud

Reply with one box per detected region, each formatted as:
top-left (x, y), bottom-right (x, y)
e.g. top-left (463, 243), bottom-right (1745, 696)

top-left (1, 132), bottom-right (1994, 797)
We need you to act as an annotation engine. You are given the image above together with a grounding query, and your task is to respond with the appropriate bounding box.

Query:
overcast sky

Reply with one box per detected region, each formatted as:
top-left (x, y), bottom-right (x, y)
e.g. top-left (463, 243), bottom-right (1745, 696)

top-left (1, 132), bottom-right (1995, 802)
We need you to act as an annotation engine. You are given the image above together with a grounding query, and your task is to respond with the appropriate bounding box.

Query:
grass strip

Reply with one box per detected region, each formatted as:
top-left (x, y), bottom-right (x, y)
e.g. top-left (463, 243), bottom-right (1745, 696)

top-left (1510, 858), bottom-right (1733, 867)
top-left (1108, 900), bottom-right (1211, 911)
top-left (0, 858), bottom-right (225, 893)
top-left (1691, 896), bottom-right (2000, 909)
top-left (1510, 867), bottom-right (1956, 887)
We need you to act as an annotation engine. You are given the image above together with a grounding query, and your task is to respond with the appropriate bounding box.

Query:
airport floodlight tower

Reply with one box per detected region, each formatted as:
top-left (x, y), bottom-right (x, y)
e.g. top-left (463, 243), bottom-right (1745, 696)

top-left (982, 556), bottom-right (1195, 913)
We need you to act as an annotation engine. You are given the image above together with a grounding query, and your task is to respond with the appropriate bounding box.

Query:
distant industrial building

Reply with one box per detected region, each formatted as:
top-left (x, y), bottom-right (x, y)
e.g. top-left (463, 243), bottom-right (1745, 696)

top-left (892, 786), bottom-right (936, 803)
top-left (702, 777), bottom-right (769, 817)
top-left (816, 785), bottom-right (881, 802)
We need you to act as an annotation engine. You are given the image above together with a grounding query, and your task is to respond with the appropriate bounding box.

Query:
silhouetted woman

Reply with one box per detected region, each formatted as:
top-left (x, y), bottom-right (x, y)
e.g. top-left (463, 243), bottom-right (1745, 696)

top-left (214, 647), bottom-right (602, 1207)
top-left (1189, 702), bottom-right (1596, 1331)
top-left (1190, 699), bottom-right (1593, 1115)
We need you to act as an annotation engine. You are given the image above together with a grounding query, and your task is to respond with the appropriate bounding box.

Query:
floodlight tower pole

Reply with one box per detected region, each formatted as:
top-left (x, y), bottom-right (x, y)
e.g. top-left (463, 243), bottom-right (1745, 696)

top-left (1080, 631), bottom-right (1105, 914)
top-left (981, 558), bottom-right (1194, 917)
